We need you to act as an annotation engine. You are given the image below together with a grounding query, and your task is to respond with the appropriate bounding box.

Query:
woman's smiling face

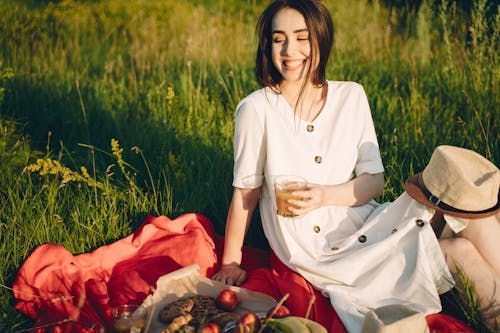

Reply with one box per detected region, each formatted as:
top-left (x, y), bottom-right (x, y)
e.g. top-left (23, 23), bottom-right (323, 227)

top-left (271, 7), bottom-right (312, 85)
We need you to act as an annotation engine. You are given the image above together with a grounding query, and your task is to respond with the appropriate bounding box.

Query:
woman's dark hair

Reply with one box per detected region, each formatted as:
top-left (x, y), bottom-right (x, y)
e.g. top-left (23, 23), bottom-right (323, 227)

top-left (255, 0), bottom-right (334, 89)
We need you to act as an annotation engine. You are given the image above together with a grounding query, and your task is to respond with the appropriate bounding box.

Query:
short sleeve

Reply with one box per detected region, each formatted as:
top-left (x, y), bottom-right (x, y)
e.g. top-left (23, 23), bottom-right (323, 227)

top-left (443, 215), bottom-right (468, 234)
top-left (232, 99), bottom-right (266, 188)
top-left (354, 85), bottom-right (384, 176)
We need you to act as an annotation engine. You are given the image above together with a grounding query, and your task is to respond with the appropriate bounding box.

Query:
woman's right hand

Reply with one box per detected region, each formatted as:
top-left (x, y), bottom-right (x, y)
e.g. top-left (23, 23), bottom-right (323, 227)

top-left (211, 264), bottom-right (248, 286)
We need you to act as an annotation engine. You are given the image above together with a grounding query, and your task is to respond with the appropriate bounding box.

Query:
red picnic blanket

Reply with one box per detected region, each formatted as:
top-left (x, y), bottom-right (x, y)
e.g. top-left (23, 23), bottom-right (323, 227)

top-left (12, 214), bottom-right (475, 332)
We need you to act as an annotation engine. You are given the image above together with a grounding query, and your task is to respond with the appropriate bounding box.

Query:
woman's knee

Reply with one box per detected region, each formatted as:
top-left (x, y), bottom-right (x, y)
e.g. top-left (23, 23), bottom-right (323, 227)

top-left (439, 237), bottom-right (478, 272)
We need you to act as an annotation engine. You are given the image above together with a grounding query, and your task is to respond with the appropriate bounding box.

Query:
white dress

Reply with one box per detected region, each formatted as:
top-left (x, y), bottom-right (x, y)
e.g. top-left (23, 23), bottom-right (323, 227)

top-left (232, 81), bottom-right (453, 333)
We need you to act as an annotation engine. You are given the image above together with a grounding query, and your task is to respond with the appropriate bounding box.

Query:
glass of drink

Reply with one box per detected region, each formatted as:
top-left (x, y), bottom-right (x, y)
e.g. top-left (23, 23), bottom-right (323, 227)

top-left (274, 175), bottom-right (308, 218)
top-left (112, 304), bottom-right (146, 333)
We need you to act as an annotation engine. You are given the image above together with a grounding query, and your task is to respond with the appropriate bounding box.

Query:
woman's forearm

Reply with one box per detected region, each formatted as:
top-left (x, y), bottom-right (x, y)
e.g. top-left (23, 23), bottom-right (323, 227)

top-left (221, 187), bottom-right (261, 266)
top-left (322, 172), bottom-right (384, 207)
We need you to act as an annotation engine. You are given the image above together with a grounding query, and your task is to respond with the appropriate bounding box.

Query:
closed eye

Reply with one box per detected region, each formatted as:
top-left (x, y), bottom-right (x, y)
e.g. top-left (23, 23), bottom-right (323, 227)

top-left (272, 33), bottom-right (285, 43)
top-left (297, 33), bottom-right (309, 41)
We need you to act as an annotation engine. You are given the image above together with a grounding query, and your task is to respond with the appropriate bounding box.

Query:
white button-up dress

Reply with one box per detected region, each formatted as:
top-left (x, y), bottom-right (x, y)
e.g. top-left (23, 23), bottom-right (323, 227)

top-left (232, 81), bottom-right (453, 333)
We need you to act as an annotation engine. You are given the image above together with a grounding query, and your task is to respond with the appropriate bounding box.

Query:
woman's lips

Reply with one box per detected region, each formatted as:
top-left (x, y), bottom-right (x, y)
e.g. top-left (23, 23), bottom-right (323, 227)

top-left (283, 59), bottom-right (305, 71)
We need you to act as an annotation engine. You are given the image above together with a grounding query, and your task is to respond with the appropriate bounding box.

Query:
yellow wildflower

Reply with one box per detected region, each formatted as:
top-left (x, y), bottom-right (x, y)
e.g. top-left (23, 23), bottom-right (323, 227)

top-left (166, 86), bottom-right (175, 104)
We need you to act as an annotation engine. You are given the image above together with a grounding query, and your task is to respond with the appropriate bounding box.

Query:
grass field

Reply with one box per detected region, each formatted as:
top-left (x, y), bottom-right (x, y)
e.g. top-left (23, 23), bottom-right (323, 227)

top-left (0, 0), bottom-right (498, 331)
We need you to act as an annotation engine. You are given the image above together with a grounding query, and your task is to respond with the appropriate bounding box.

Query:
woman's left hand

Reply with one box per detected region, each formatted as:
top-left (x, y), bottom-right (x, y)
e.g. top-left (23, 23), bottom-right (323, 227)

top-left (287, 183), bottom-right (325, 218)
top-left (211, 264), bottom-right (248, 286)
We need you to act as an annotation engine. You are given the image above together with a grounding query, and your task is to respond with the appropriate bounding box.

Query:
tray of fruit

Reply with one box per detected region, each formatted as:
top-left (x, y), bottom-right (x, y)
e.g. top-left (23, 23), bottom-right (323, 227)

top-left (137, 264), bottom-right (326, 333)
top-left (135, 264), bottom-right (276, 332)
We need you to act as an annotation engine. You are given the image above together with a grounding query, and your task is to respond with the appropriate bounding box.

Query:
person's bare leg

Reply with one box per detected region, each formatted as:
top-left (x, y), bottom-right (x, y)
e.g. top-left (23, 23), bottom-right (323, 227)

top-left (439, 237), bottom-right (499, 326)
top-left (458, 214), bottom-right (500, 275)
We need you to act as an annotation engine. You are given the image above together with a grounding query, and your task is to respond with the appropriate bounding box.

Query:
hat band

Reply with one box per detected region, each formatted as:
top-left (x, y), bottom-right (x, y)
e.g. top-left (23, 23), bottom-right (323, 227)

top-left (428, 195), bottom-right (441, 206)
top-left (422, 187), bottom-right (499, 214)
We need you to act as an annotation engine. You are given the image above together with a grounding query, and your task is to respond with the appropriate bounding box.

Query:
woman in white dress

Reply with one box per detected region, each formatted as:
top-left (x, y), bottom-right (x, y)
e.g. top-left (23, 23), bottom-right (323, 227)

top-left (211, 0), bottom-right (500, 331)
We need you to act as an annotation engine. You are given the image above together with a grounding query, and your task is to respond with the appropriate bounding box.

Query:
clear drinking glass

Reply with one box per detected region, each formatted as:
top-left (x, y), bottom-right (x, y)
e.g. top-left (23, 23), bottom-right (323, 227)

top-left (274, 175), bottom-right (308, 218)
top-left (111, 304), bottom-right (146, 333)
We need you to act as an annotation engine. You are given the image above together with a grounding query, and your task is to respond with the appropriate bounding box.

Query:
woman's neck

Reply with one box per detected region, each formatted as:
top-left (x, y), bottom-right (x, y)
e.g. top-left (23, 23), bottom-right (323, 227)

top-left (278, 80), bottom-right (310, 103)
top-left (278, 81), bottom-right (327, 122)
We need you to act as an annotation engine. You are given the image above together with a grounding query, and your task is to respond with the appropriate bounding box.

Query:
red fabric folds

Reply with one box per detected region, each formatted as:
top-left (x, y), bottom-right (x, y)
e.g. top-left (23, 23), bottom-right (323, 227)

top-left (13, 214), bottom-right (476, 333)
top-left (241, 252), bottom-right (347, 332)
top-left (13, 214), bottom-right (218, 332)
top-left (425, 313), bottom-right (476, 333)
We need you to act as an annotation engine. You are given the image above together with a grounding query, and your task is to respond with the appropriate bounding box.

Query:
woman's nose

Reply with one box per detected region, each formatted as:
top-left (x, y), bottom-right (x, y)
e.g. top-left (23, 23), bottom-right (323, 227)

top-left (282, 39), bottom-right (298, 55)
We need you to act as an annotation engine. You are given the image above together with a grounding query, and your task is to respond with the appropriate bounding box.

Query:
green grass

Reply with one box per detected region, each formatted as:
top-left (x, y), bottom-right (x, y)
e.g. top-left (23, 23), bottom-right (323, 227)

top-left (0, 0), bottom-right (498, 331)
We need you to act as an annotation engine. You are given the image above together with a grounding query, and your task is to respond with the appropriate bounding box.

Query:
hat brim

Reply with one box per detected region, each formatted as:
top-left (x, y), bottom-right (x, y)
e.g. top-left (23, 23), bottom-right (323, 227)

top-left (405, 173), bottom-right (500, 219)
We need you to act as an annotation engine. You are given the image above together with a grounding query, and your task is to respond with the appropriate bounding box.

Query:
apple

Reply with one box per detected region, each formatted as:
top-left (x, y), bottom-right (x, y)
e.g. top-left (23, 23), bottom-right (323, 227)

top-left (197, 322), bottom-right (221, 333)
top-left (215, 289), bottom-right (239, 312)
top-left (266, 304), bottom-right (291, 318)
top-left (239, 312), bottom-right (261, 332)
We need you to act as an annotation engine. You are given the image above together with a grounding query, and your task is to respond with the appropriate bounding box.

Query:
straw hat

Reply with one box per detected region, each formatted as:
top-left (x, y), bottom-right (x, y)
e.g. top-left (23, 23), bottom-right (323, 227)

top-left (405, 145), bottom-right (499, 219)
top-left (361, 304), bottom-right (429, 333)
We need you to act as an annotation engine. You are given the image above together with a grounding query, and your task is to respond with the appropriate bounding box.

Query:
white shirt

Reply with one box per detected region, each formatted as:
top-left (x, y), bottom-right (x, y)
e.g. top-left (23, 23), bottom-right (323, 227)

top-left (232, 81), bottom-right (453, 333)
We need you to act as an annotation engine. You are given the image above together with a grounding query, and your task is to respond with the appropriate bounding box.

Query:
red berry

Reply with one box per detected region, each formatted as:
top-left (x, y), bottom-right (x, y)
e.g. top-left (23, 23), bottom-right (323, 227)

top-left (197, 322), bottom-right (221, 333)
top-left (239, 312), bottom-right (261, 332)
top-left (215, 289), bottom-right (239, 312)
top-left (266, 304), bottom-right (291, 318)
